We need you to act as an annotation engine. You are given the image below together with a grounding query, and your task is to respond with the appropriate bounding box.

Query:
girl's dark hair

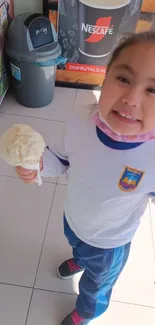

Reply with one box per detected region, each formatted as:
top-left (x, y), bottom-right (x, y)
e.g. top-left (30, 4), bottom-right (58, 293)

top-left (107, 30), bottom-right (155, 72)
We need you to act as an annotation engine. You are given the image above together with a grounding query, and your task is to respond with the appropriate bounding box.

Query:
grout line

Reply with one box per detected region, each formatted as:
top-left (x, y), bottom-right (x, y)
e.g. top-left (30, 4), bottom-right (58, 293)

top-left (32, 183), bottom-right (58, 289)
top-left (24, 289), bottom-right (34, 325)
top-left (56, 183), bottom-right (67, 187)
top-left (0, 282), bottom-right (32, 290)
top-left (1, 281), bottom-right (155, 310)
top-left (0, 173), bottom-right (57, 184)
top-left (0, 111), bottom-right (65, 123)
top-left (33, 287), bottom-right (76, 297)
top-left (0, 174), bottom-right (73, 186)
top-left (25, 183), bottom-right (58, 325)
top-left (0, 87), bottom-right (78, 122)
top-left (0, 281), bottom-right (76, 296)
top-left (1, 281), bottom-right (155, 311)
top-left (110, 299), bottom-right (155, 310)
top-left (32, 289), bottom-right (154, 309)
top-left (57, 183), bottom-right (67, 186)
top-left (73, 89), bottom-right (78, 109)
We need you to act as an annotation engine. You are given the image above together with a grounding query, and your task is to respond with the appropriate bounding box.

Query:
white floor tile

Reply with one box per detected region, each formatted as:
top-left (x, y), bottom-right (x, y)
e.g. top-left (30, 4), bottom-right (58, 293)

top-left (26, 289), bottom-right (155, 325)
top-left (95, 301), bottom-right (155, 325)
top-left (35, 185), bottom-right (76, 293)
top-left (0, 176), bottom-right (56, 286)
top-left (0, 113), bottom-right (62, 182)
top-left (26, 290), bottom-right (76, 325)
top-left (0, 284), bottom-right (31, 325)
top-left (58, 174), bottom-right (67, 185)
top-left (74, 89), bottom-right (100, 108)
top-left (0, 88), bottom-right (76, 122)
top-left (73, 89), bottom-right (100, 118)
top-left (112, 205), bottom-right (155, 307)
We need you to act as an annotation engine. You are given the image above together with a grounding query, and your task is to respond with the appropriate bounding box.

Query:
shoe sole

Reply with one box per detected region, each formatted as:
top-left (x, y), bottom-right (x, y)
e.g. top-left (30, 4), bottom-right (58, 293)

top-left (57, 267), bottom-right (84, 280)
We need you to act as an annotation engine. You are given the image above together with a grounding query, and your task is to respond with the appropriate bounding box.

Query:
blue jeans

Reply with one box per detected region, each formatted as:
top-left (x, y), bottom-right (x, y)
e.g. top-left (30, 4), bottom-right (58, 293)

top-left (64, 217), bottom-right (131, 320)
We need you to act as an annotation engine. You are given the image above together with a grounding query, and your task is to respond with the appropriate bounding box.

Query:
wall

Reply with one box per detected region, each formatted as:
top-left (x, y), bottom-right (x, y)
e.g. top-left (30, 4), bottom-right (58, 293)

top-left (14, 0), bottom-right (42, 16)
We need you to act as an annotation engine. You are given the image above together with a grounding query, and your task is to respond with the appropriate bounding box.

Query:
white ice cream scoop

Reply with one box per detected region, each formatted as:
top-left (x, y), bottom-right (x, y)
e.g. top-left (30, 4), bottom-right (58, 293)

top-left (0, 124), bottom-right (46, 186)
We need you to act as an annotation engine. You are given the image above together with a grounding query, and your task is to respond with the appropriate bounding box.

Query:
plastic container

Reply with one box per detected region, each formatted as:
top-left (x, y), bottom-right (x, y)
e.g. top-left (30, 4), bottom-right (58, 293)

top-left (6, 13), bottom-right (64, 108)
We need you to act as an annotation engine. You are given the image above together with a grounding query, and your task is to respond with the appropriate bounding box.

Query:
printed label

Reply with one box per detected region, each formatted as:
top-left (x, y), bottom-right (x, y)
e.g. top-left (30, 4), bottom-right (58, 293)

top-left (10, 62), bottom-right (21, 81)
top-left (66, 63), bottom-right (106, 74)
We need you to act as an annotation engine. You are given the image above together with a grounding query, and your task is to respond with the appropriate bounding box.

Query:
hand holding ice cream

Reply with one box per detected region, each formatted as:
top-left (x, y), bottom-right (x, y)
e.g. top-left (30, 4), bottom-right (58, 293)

top-left (0, 124), bottom-right (45, 185)
top-left (15, 157), bottom-right (43, 184)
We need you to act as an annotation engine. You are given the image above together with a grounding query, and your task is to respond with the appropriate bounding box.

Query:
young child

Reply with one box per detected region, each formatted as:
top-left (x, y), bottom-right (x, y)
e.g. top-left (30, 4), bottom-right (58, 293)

top-left (16, 31), bottom-right (155, 325)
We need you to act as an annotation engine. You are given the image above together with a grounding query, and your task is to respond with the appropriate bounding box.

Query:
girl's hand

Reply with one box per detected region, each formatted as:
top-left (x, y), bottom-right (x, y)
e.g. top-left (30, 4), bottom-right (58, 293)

top-left (15, 157), bottom-right (43, 184)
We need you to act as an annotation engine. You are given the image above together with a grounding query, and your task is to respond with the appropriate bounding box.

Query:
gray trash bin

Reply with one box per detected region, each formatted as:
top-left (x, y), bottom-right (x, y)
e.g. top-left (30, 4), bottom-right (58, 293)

top-left (6, 13), bottom-right (62, 108)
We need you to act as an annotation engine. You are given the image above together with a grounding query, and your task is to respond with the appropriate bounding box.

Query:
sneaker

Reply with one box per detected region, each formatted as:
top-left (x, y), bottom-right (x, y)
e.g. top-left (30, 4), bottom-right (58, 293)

top-left (61, 309), bottom-right (90, 325)
top-left (58, 258), bottom-right (84, 279)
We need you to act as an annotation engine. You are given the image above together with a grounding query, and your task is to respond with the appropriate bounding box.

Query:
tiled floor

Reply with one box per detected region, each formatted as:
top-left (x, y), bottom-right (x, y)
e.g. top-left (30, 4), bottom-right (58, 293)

top-left (0, 87), bottom-right (155, 324)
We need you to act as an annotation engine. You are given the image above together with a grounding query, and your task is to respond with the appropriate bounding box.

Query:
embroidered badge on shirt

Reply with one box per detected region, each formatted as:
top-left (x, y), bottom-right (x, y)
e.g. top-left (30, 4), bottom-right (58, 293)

top-left (119, 166), bottom-right (145, 192)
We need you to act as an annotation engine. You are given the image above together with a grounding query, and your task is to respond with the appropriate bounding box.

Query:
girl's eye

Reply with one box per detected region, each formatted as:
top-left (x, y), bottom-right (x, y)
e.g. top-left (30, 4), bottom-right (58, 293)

top-left (147, 88), bottom-right (155, 94)
top-left (116, 76), bottom-right (130, 84)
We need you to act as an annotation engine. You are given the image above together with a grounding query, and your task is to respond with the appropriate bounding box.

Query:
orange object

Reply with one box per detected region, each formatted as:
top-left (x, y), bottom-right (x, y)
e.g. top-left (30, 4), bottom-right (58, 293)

top-left (136, 20), bottom-right (152, 33)
top-left (49, 9), bottom-right (58, 31)
top-left (141, 0), bottom-right (155, 12)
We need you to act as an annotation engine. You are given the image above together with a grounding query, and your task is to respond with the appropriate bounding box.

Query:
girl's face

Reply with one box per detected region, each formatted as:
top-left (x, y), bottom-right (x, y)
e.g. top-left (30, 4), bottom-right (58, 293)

top-left (99, 42), bottom-right (155, 135)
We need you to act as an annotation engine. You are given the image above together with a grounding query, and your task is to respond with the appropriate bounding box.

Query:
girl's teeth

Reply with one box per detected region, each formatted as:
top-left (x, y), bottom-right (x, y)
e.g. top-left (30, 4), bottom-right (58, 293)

top-left (117, 112), bottom-right (137, 121)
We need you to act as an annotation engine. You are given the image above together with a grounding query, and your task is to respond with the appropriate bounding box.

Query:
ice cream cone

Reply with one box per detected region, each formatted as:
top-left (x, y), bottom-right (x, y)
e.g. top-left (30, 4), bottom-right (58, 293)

top-left (0, 124), bottom-right (46, 186)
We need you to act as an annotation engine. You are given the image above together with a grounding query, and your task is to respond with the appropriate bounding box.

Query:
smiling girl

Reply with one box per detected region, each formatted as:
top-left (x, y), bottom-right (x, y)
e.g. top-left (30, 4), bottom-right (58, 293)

top-left (16, 31), bottom-right (155, 325)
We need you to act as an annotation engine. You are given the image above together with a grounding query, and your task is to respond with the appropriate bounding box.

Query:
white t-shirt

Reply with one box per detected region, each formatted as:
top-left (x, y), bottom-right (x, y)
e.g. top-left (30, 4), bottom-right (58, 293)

top-left (41, 107), bottom-right (155, 248)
